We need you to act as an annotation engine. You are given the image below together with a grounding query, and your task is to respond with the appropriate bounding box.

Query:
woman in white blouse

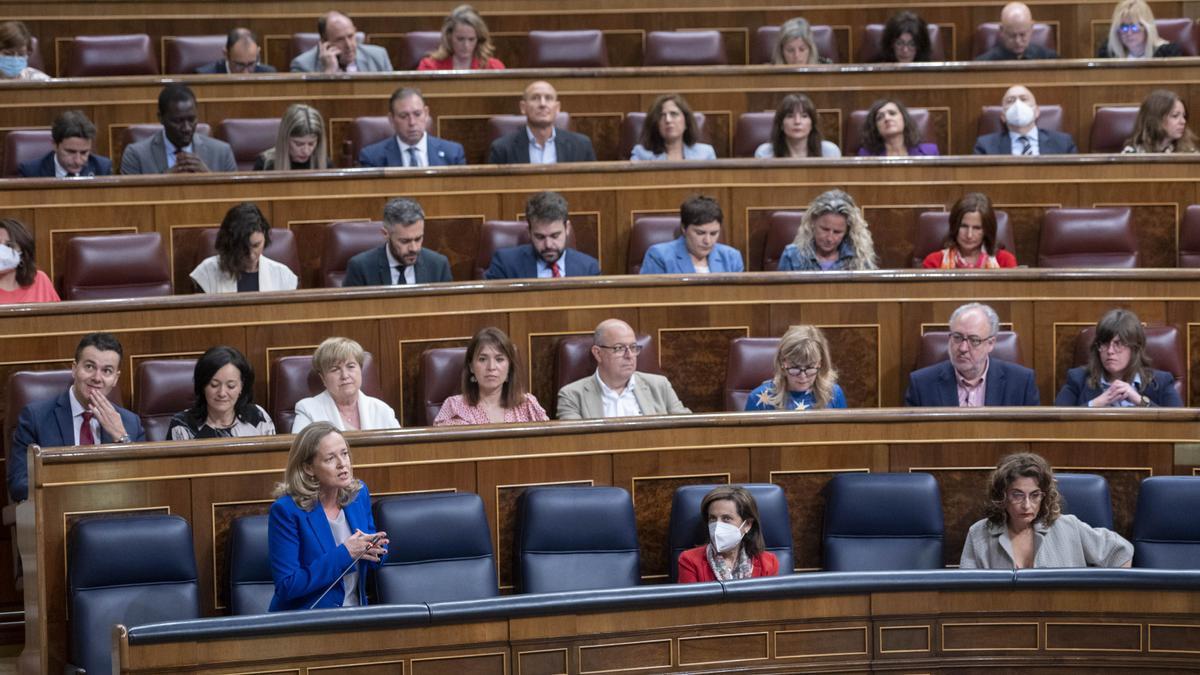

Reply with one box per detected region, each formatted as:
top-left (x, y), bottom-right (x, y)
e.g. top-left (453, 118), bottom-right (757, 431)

top-left (190, 202), bottom-right (298, 293)
top-left (292, 337), bottom-right (399, 433)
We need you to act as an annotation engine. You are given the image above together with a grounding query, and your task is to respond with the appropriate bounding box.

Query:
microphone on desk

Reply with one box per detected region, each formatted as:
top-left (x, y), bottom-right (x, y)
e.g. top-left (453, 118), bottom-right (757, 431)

top-left (308, 532), bottom-right (384, 610)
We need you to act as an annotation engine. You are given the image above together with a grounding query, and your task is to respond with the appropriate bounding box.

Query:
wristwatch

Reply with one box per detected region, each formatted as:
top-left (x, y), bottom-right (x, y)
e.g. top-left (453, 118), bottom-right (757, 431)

top-left (116, 434), bottom-right (132, 443)
top-left (1137, 395), bottom-right (1151, 407)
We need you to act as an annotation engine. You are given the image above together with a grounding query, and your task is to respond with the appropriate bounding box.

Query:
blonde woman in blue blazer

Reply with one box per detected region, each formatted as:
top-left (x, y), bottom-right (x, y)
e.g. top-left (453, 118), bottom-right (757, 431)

top-left (640, 196), bottom-right (745, 274)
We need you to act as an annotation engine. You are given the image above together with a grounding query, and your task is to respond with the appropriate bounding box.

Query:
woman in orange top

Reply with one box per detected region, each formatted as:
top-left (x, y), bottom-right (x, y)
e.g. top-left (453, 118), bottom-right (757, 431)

top-left (677, 486), bottom-right (779, 583)
top-left (922, 193), bottom-right (1017, 269)
top-left (417, 5), bottom-right (505, 71)
top-left (0, 218), bottom-right (59, 304)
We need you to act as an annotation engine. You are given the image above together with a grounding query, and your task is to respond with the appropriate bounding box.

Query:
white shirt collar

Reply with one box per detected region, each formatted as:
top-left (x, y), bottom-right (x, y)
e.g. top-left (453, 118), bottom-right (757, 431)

top-left (396, 134), bottom-right (428, 165)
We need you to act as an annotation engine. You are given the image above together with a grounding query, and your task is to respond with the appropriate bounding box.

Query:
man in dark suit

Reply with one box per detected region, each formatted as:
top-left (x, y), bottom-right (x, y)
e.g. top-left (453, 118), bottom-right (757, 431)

top-left (18, 110), bottom-right (112, 178)
top-left (905, 303), bottom-right (1040, 407)
top-left (487, 81), bottom-right (597, 164)
top-left (195, 28), bottom-right (277, 74)
top-left (975, 3), bottom-right (1059, 61)
top-left (358, 87), bottom-right (466, 167)
top-left (9, 333), bottom-right (145, 502)
top-left (974, 85), bottom-right (1077, 155)
top-left (120, 83), bottom-right (237, 174)
top-left (343, 197), bottom-right (452, 286)
top-left (485, 191), bottom-right (601, 279)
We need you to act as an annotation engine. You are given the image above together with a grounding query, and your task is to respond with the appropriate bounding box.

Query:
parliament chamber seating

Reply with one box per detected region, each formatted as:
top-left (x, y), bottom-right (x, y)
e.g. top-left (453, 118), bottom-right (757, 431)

top-left (1153, 18), bottom-right (1200, 56)
top-left (62, 232), bottom-right (172, 300)
top-left (723, 337), bottom-right (779, 411)
top-left (373, 492), bottom-right (499, 604)
top-left (269, 351), bottom-right (381, 432)
top-left (915, 330), bottom-right (1024, 369)
top-left (515, 486), bottom-right (641, 593)
top-left (751, 25), bottom-right (840, 64)
top-left (416, 347), bottom-right (466, 426)
top-left (133, 358), bottom-right (198, 441)
top-left (486, 112), bottom-right (570, 147)
top-left (627, 215), bottom-right (682, 274)
top-left (227, 514), bottom-right (272, 615)
top-left (193, 227), bottom-right (302, 287)
top-left (844, 107), bottom-right (934, 155)
top-left (858, 23), bottom-right (945, 63)
top-left (977, 105), bottom-right (1064, 136)
top-left (289, 32), bottom-right (365, 61)
top-left (1131, 477), bottom-right (1200, 569)
top-left (65, 34), bottom-right (158, 78)
top-left (1180, 205), bottom-right (1200, 267)
top-left (762, 210), bottom-right (803, 270)
top-left (67, 514), bottom-right (199, 674)
top-left (821, 473), bottom-right (944, 571)
top-left (398, 31), bottom-right (441, 70)
top-left (643, 30), bottom-right (727, 66)
top-left (972, 22), bottom-right (1057, 58)
top-left (1089, 106), bottom-right (1139, 153)
top-left (320, 220), bottom-right (381, 287)
top-left (1055, 473), bottom-right (1114, 530)
top-left (1070, 324), bottom-right (1186, 399)
top-left (618, 111), bottom-right (709, 160)
top-left (1036, 207), bottom-right (1138, 268)
top-left (2, 130), bottom-right (53, 178)
top-left (214, 117), bottom-right (282, 171)
top-left (476, 220), bottom-right (524, 278)
top-left (911, 210), bottom-right (1014, 267)
top-left (666, 483), bottom-right (794, 581)
top-left (346, 115), bottom-right (433, 167)
top-left (525, 30), bottom-right (609, 68)
top-left (553, 334), bottom-right (658, 392)
top-left (163, 35), bottom-right (225, 74)
top-left (733, 112), bottom-right (773, 158)
top-left (25, 35), bottom-right (43, 73)
top-left (117, 123), bottom-right (212, 172)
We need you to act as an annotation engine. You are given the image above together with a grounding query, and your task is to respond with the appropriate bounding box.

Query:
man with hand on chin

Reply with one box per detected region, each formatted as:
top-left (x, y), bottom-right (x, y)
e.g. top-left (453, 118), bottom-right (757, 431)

top-left (974, 85), bottom-right (1077, 155)
top-left (9, 332), bottom-right (145, 502)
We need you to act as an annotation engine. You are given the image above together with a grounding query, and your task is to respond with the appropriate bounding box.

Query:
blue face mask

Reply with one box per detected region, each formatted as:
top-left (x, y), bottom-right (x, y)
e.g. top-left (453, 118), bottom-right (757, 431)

top-left (0, 55), bottom-right (27, 78)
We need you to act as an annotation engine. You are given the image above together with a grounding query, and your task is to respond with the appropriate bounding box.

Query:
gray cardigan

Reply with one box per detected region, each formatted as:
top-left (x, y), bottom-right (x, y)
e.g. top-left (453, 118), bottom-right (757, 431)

top-left (959, 514), bottom-right (1132, 569)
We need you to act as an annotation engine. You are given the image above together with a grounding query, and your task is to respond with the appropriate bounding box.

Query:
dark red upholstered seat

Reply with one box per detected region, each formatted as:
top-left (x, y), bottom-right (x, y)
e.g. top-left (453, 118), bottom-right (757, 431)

top-left (1071, 325), bottom-right (1185, 400)
top-left (164, 35), bottom-right (225, 74)
top-left (526, 30), bottom-right (609, 67)
top-left (214, 118), bottom-right (282, 171)
top-left (399, 31), bottom-right (442, 70)
top-left (733, 112), bottom-right (773, 158)
top-left (644, 31), bottom-right (727, 66)
top-left (762, 211), bottom-right (804, 271)
top-left (3, 129), bottom-right (53, 177)
top-left (724, 337), bottom-right (780, 410)
top-left (486, 113), bottom-right (569, 147)
top-left (627, 216), bottom-right (681, 274)
top-left (911, 211), bottom-right (1014, 267)
top-left (320, 220), bottom-right (381, 287)
top-left (1037, 208), bottom-right (1137, 268)
top-left (63, 233), bottom-right (172, 300)
top-left (1179, 205), bottom-right (1200, 268)
top-left (289, 32), bottom-right (365, 61)
top-left (66, 34), bottom-right (158, 77)
top-left (751, 25), bottom-right (839, 64)
top-left (416, 348), bottom-right (466, 426)
top-left (1090, 107), bottom-right (1139, 153)
top-left (134, 359), bottom-right (198, 441)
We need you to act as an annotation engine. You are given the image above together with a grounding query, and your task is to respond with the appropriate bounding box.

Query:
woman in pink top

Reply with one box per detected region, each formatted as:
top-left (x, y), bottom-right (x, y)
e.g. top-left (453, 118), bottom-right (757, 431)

top-left (417, 5), bottom-right (505, 71)
top-left (433, 327), bottom-right (547, 426)
top-left (0, 218), bottom-right (59, 304)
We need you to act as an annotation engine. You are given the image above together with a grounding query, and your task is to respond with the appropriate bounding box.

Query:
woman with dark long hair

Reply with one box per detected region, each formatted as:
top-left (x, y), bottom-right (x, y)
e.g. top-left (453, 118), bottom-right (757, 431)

top-left (168, 345), bottom-right (275, 439)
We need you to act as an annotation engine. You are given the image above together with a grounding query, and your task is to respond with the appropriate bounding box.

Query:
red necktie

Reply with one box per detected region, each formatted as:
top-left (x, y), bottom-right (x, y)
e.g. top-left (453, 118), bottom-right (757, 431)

top-left (551, 262), bottom-right (561, 278)
top-left (79, 411), bottom-right (95, 445)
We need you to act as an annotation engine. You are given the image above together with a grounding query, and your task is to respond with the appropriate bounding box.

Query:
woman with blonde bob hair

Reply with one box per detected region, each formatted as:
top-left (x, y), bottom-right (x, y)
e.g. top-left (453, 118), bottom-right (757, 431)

top-left (1122, 89), bottom-right (1198, 153)
top-left (745, 325), bottom-right (846, 410)
top-left (778, 189), bottom-right (878, 271)
top-left (772, 18), bottom-right (828, 65)
top-left (1098, 0), bottom-right (1182, 58)
top-left (418, 4), bottom-right (505, 70)
top-left (960, 452), bottom-right (1132, 569)
top-left (292, 337), bottom-right (400, 433)
top-left (267, 422), bottom-right (389, 610)
top-left (255, 103), bottom-right (327, 171)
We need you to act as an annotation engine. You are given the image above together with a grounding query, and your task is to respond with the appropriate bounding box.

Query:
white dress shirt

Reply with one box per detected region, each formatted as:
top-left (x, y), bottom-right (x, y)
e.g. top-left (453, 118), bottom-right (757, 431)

top-left (596, 371), bottom-right (643, 418)
top-left (396, 134), bottom-right (428, 167)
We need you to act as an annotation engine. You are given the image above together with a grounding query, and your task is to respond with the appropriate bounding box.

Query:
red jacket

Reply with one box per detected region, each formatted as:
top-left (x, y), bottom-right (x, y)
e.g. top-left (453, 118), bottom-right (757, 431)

top-left (417, 56), bottom-right (506, 70)
top-left (676, 545), bottom-right (779, 583)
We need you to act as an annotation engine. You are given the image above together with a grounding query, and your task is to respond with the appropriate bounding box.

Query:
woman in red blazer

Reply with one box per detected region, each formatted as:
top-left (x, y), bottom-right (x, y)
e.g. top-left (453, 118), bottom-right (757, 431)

top-left (677, 486), bottom-right (780, 583)
top-left (922, 192), bottom-right (1017, 269)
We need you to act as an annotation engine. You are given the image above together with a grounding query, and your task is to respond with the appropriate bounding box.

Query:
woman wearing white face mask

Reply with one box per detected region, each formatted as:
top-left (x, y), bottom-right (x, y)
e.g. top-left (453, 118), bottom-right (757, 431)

top-left (677, 486), bottom-right (779, 583)
top-left (0, 22), bottom-right (48, 81)
top-left (0, 218), bottom-right (58, 304)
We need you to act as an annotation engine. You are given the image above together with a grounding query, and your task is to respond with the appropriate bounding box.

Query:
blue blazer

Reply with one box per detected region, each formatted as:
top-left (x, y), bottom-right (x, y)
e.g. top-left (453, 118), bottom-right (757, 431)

top-left (1054, 366), bottom-right (1182, 407)
top-left (484, 244), bottom-right (600, 279)
top-left (973, 128), bottom-right (1078, 155)
top-left (904, 358), bottom-right (1040, 407)
top-left (18, 152), bottom-right (112, 178)
top-left (358, 134), bottom-right (466, 168)
top-left (639, 237), bottom-right (745, 274)
top-left (268, 483), bottom-right (384, 611)
top-left (8, 390), bottom-right (144, 502)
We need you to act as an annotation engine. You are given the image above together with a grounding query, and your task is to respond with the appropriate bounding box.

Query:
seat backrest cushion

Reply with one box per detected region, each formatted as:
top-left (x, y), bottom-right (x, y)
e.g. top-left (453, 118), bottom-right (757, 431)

top-left (821, 473), bottom-right (944, 571)
top-left (517, 486), bottom-right (640, 593)
top-left (418, 348), bottom-right (467, 426)
top-left (723, 338), bottom-right (781, 411)
top-left (134, 358), bottom-right (198, 441)
top-left (667, 483), bottom-right (794, 581)
top-left (1054, 473), bottom-right (1114, 530)
top-left (228, 514), bottom-right (273, 615)
top-left (1132, 476), bottom-right (1200, 568)
top-left (527, 30), bottom-right (609, 67)
top-left (64, 232), bottom-right (172, 300)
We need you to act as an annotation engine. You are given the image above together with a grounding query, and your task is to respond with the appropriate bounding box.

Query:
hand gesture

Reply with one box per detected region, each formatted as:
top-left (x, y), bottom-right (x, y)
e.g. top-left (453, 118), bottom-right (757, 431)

top-left (168, 151), bottom-right (210, 174)
top-left (88, 393), bottom-right (128, 440)
top-left (345, 529), bottom-right (388, 562)
top-left (318, 41), bottom-right (341, 73)
top-left (1107, 379), bottom-right (1144, 406)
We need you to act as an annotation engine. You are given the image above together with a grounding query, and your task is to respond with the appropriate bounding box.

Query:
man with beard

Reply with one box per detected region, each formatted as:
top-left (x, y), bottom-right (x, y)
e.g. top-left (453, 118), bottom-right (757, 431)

top-left (485, 191), bottom-right (600, 279)
top-left (342, 197), bottom-right (452, 286)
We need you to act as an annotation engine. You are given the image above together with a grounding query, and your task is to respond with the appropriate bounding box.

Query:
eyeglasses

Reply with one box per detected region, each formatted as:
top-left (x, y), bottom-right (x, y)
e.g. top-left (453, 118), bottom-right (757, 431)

top-left (596, 343), bottom-right (643, 356)
top-left (784, 364), bottom-right (820, 377)
top-left (1118, 23), bottom-right (1142, 34)
top-left (949, 332), bottom-right (994, 349)
top-left (1007, 490), bottom-right (1044, 505)
top-left (1098, 338), bottom-right (1130, 353)
top-left (893, 39), bottom-right (917, 50)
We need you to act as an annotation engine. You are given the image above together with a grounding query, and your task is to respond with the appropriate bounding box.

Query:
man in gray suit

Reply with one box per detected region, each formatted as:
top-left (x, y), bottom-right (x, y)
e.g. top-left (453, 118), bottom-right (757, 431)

top-left (120, 84), bottom-right (237, 174)
top-left (342, 197), bottom-right (452, 286)
top-left (974, 85), bottom-right (1077, 155)
top-left (290, 11), bottom-right (392, 73)
top-left (557, 319), bottom-right (691, 419)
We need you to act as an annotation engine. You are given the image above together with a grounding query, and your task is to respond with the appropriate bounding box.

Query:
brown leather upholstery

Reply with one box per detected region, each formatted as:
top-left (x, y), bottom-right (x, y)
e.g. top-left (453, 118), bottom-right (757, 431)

top-left (290, 32), bottom-right (365, 60)
top-left (724, 337), bottom-right (780, 411)
top-left (165, 35), bottom-right (225, 74)
top-left (763, 211), bottom-right (804, 271)
top-left (1071, 324), bottom-right (1186, 399)
top-left (66, 34), bottom-right (158, 77)
top-left (63, 232), bottom-right (171, 300)
top-left (214, 118), bottom-right (282, 171)
top-left (644, 30), bottom-right (727, 66)
top-left (911, 211), bottom-right (1014, 267)
top-left (618, 112), bottom-right (708, 160)
top-left (194, 228), bottom-right (302, 281)
top-left (346, 115), bottom-right (432, 167)
top-left (844, 107), bottom-right (933, 155)
top-left (486, 113), bottom-right (570, 147)
top-left (972, 23), bottom-right (1056, 58)
top-left (1179, 205), bottom-right (1200, 268)
top-left (859, 23), bottom-right (945, 63)
top-left (1037, 208), bottom-right (1138, 268)
top-left (3, 129), bottom-right (54, 177)
top-left (915, 331), bottom-right (1024, 370)
top-left (1090, 106), bottom-right (1139, 153)
top-left (320, 220), bottom-right (381, 287)
top-left (121, 123), bottom-right (212, 148)
top-left (399, 31), bottom-right (442, 70)
top-left (269, 352), bottom-right (381, 432)
top-left (628, 216), bottom-right (682, 274)
top-left (526, 30), bottom-right (609, 67)
top-left (134, 359), bottom-right (198, 441)
top-left (977, 105), bottom-right (1064, 136)
top-left (416, 347), bottom-right (466, 426)
top-left (1155, 18), bottom-right (1200, 57)
top-left (733, 112), bottom-right (773, 158)
top-left (751, 25), bottom-right (839, 64)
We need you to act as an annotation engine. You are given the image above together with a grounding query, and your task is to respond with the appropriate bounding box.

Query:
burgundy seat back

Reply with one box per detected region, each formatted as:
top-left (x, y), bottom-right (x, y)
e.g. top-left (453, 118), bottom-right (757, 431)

top-left (526, 30), bottom-right (609, 67)
top-left (911, 211), bottom-right (1013, 267)
top-left (1037, 208), bottom-right (1138, 268)
top-left (135, 359), bottom-right (198, 441)
top-left (400, 31), bottom-right (442, 70)
top-left (859, 23), bottom-right (945, 63)
top-left (618, 112), bottom-right (708, 160)
top-left (27, 35), bottom-right (43, 73)
top-left (1090, 107), bottom-right (1139, 153)
top-left (66, 34), bottom-right (158, 77)
top-left (1072, 325), bottom-right (1186, 400)
top-left (486, 113), bottom-right (570, 147)
top-left (165, 35), bottom-right (225, 74)
top-left (269, 352), bottom-right (381, 432)
top-left (214, 118), bottom-right (282, 171)
top-left (644, 30), bottom-right (727, 66)
top-left (628, 216), bottom-right (682, 274)
top-left (916, 331), bottom-right (1024, 370)
top-left (63, 232), bottom-right (172, 300)
top-left (3, 129), bottom-right (54, 177)
top-left (752, 25), bottom-right (839, 64)
top-left (476, 220), bottom-right (575, 279)
top-left (417, 348), bottom-right (467, 426)
top-left (1179, 205), bottom-right (1200, 268)
top-left (977, 105), bottom-right (1064, 136)
top-left (844, 107), bottom-right (933, 155)
top-left (972, 23), bottom-right (1056, 58)
top-left (321, 221), bottom-right (382, 287)
top-left (724, 337), bottom-right (781, 411)
top-left (194, 228), bottom-right (302, 281)
top-left (553, 334), bottom-right (660, 392)
top-left (290, 32), bottom-right (365, 60)
top-left (734, 112), bottom-right (774, 158)
top-left (763, 211), bottom-right (804, 271)
top-left (1155, 18), bottom-right (1199, 56)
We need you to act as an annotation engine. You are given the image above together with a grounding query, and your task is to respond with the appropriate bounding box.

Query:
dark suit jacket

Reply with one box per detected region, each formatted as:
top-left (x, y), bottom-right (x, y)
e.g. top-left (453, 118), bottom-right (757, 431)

top-left (487, 128), bottom-right (596, 164)
top-left (8, 390), bottom-right (145, 501)
top-left (484, 244), bottom-right (600, 279)
top-left (342, 245), bottom-right (452, 286)
top-left (358, 134), bottom-right (466, 167)
top-left (973, 128), bottom-right (1078, 155)
top-left (18, 152), bottom-right (112, 177)
top-left (975, 43), bottom-right (1059, 61)
top-left (1053, 366), bottom-right (1182, 407)
top-left (904, 358), bottom-right (1040, 407)
top-left (195, 60), bottom-right (277, 74)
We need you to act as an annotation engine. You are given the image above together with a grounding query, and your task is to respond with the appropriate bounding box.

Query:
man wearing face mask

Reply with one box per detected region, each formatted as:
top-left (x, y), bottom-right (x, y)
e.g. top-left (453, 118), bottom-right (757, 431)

top-left (19, 111), bottom-right (112, 178)
top-left (484, 191), bottom-right (600, 279)
top-left (121, 83), bottom-right (237, 174)
top-left (677, 486), bottom-right (779, 583)
top-left (974, 85), bottom-right (1078, 155)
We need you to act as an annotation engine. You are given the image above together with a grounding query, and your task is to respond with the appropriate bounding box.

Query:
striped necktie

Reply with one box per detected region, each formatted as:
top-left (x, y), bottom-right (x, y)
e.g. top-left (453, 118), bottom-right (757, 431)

top-left (1018, 136), bottom-right (1033, 155)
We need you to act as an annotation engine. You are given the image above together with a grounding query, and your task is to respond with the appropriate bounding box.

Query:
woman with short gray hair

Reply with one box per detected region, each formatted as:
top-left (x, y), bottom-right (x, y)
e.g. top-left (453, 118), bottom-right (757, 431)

top-left (291, 337), bottom-right (400, 433)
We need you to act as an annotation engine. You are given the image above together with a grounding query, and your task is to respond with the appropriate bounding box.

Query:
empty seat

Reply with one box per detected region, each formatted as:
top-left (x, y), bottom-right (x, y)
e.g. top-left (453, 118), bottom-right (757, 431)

top-left (320, 220), bottom-right (382, 287)
top-left (667, 483), bottom-right (794, 581)
top-left (859, 23), bottom-right (945, 62)
top-left (487, 113), bottom-right (570, 147)
top-left (399, 31), bottom-right (442, 70)
top-left (1154, 18), bottom-right (1200, 56)
top-left (1180, 205), bottom-right (1200, 268)
top-left (526, 30), bottom-right (609, 67)
top-left (373, 492), bottom-right (498, 603)
top-left (164, 35), bottom-right (225, 74)
top-left (1132, 476), bottom-right (1200, 568)
top-left (844, 107), bottom-right (933, 155)
top-left (554, 333), bottom-right (659, 394)
top-left (751, 25), bottom-right (839, 64)
top-left (723, 337), bottom-right (780, 411)
top-left (1037, 207), bottom-right (1138, 268)
top-left (68, 514), bottom-right (199, 674)
top-left (194, 227), bottom-right (302, 282)
top-left (911, 210), bottom-right (1014, 267)
top-left (290, 32), bottom-right (365, 61)
top-left (762, 210), bottom-right (804, 270)
top-left (227, 514), bottom-right (272, 615)
top-left (476, 220), bottom-right (530, 279)
top-left (915, 330), bottom-right (1024, 370)
top-left (1055, 473), bottom-right (1114, 530)
top-left (618, 112), bottom-right (708, 161)
top-left (348, 116), bottom-right (392, 166)
top-left (269, 352), bottom-right (382, 432)
top-left (3, 129), bottom-right (54, 177)
top-left (627, 215), bottom-right (682, 274)
top-left (66, 34), bottom-right (159, 77)
top-left (972, 22), bottom-right (1056, 58)
top-left (416, 347), bottom-right (466, 426)
top-left (63, 232), bottom-right (172, 300)
top-left (134, 358), bottom-right (198, 441)
top-left (821, 473), bottom-right (944, 571)
top-left (214, 118), bottom-right (283, 171)
top-left (644, 30), bottom-right (727, 66)
top-left (1090, 106), bottom-right (1139, 153)
top-left (733, 112), bottom-right (774, 158)
top-left (515, 486), bottom-right (640, 593)
top-left (977, 105), bottom-right (1064, 136)
top-left (1071, 324), bottom-right (1186, 400)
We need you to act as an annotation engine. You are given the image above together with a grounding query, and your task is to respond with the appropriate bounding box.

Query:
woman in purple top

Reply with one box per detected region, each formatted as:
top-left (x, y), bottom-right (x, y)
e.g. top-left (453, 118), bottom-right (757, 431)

top-left (857, 99), bottom-right (939, 157)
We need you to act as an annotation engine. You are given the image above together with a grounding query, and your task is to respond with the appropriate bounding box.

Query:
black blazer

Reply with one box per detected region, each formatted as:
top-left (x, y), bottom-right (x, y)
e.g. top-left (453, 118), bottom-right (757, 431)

top-left (1054, 366), bottom-right (1182, 407)
top-left (904, 358), bottom-right (1040, 407)
top-left (483, 244), bottom-right (601, 279)
top-left (195, 60), bottom-right (278, 74)
top-left (973, 128), bottom-right (1078, 155)
top-left (487, 128), bottom-right (597, 164)
top-left (342, 245), bottom-right (452, 286)
top-left (18, 152), bottom-right (112, 178)
top-left (975, 43), bottom-right (1059, 61)
top-left (1097, 42), bottom-right (1182, 58)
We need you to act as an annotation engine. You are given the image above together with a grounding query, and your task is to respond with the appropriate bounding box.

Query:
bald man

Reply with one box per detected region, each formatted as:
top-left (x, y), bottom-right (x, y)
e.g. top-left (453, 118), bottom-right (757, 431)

top-left (974, 86), bottom-right (1077, 155)
top-left (556, 319), bottom-right (690, 419)
top-left (290, 11), bottom-right (393, 73)
top-left (976, 3), bottom-right (1059, 61)
top-left (487, 81), bottom-right (597, 164)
